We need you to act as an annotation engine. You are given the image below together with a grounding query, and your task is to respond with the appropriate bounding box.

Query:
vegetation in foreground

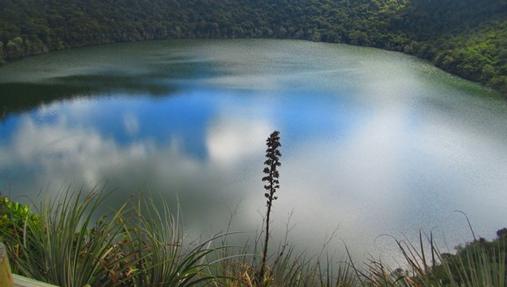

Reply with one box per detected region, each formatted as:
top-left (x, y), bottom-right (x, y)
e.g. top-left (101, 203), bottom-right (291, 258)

top-left (2, 190), bottom-right (507, 286)
top-left (0, 131), bottom-right (506, 286)
top-left (0, 0), bottom-right (506, 93)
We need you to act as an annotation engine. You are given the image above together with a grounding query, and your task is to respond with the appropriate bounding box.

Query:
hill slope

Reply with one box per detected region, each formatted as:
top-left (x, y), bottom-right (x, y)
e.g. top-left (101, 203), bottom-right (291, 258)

top-left (0, 0), bottom-right (506, 93)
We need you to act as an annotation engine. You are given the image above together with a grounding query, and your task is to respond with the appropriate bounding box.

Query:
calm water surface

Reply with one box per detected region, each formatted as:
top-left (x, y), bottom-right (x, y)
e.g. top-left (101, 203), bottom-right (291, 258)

top-left (1, 39), bottom-right (506, 262)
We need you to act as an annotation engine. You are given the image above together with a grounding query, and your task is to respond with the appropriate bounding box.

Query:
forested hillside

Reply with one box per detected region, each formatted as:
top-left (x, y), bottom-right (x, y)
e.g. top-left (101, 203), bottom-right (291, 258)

top-left (0, 0), bottom-right (506, 93)
top-left (391, 0), bottom-right (507, 93)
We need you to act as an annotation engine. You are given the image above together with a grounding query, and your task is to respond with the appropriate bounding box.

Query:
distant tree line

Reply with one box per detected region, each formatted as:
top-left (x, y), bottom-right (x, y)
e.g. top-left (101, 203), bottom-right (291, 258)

top-left (0, 0), bottom-right (506, 93)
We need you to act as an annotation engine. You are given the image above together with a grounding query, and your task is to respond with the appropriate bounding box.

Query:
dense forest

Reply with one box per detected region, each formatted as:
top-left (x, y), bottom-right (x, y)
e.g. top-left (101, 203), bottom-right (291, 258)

top-left (0, 0), bottom-right (506, 93)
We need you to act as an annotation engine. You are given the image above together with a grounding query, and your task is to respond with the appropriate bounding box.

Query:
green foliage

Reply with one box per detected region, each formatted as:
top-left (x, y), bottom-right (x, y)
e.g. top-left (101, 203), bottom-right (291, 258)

top-left (353, 230), bottom-right (507, 287)
top-left (0, 0), bottom-right (505, 92)
top-left (117, 198), bottom-right (224, 286)
top-left (3, 193), bottom-right (507, 286)
top-left (0, 196), bottom-right (39, 242)
top-left (0, 41), bottom-right (4, 63)
top-left (1, 192), bottom-right (126, 287)
top-left (0, 193), bottom-right (231, 287)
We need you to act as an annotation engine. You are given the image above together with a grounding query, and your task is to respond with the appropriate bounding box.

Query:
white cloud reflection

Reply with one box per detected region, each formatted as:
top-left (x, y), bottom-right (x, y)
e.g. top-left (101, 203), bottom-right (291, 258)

top-left (206, 117), bottom-right (272, 165)
top-left (3, 102), bottom-right (507, 265)
top-left (2, 39), bottom-right (507, 266)
top-left (123, 113), bottom-right (140, 136)
top-left (1, 116), bottom-right (150, 189)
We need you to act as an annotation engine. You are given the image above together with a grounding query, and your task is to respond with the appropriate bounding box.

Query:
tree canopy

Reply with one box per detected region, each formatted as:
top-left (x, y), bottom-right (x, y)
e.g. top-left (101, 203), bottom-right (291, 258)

top-left (0, 0), bottom-right (506, 92)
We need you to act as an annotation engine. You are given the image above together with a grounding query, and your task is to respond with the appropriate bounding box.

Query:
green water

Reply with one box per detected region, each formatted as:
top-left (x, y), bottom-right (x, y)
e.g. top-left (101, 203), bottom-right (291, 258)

top-left (0, 39), bottom-right (505, 261)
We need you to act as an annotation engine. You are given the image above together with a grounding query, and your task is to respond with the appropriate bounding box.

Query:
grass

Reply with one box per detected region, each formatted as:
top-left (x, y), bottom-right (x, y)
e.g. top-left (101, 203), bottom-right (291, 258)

top-left (0, 191), bottom-right (360, 287)
top-left (1, 192), bottom-right (506, 287)
top-left (1, 131), bottom-right (506, 286)
top-left (2, 190), bottom-right (125, 287)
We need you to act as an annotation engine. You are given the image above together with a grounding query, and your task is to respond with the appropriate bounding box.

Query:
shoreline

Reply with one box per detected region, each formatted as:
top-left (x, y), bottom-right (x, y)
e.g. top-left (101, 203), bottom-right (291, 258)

top-left (1, 193), bottom-right (506, 286)
top-left (0, 37), bottom-right (503, 96)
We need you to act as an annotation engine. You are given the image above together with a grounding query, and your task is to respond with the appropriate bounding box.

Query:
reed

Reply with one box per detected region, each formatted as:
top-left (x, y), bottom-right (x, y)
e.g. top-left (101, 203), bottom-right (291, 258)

top-left (349, 230), bottom-right (507, 287)
top-left (258, 131), bottom-right (282, 285)
top-left (1, 190), bottom-right (126, 287)
top-left (1, 131), bottom-right (506, 286)
top-left (2, 191), bottom-right (507, 287)
top-left (116, 198), bottom-right (227, 286)
top-left (0, 193), bottom-right (226, 287)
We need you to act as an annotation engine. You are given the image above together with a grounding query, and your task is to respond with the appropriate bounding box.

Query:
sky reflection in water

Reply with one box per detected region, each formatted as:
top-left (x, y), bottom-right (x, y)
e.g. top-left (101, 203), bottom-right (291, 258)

top-left (1, 40), bottom-right (507, 263)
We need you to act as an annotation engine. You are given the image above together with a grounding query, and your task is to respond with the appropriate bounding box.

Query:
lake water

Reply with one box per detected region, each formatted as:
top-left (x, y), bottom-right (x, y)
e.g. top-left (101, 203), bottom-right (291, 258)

top-left (1, 39), bottom-right (506, 263)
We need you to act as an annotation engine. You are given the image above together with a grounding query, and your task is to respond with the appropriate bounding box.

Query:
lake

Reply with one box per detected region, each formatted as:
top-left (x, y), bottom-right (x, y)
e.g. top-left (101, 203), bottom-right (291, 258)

top-left (1, 39), bottom-right (506, 263)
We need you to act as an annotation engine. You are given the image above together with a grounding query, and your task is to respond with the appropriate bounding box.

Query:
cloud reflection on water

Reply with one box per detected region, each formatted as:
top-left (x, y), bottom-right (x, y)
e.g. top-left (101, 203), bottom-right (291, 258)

top-left (2, 40), bottom-right (507, 264)
top-left (2, 90), bottom-right (507, 262)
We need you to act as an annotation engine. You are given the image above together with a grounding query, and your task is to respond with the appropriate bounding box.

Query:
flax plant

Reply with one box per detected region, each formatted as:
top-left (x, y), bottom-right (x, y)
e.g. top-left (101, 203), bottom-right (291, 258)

top-left (258, 131), bottom-right (282, 284)
top-left (350, 230), bottom-right (507, 287)
top-left (3, 190), bottom-right (126, 287)
top-left (118, 198), bottom-right (226, 287)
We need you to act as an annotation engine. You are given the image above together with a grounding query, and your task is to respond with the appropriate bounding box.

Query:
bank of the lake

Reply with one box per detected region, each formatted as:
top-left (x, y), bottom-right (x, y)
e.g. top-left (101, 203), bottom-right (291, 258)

top-left (1, 193), bottom-right (507, 287)
top-left (1, 39), bottom-right (506, 264)
top-left (1, 0), bottom-right (506, 93)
